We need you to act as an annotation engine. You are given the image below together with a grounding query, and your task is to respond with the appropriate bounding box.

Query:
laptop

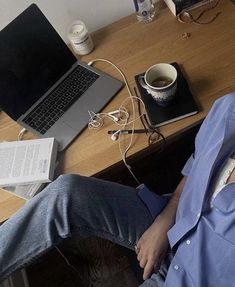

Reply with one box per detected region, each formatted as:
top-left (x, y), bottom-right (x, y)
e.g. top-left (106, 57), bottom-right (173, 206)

top-left (0, 4), bottom-right (122, 151)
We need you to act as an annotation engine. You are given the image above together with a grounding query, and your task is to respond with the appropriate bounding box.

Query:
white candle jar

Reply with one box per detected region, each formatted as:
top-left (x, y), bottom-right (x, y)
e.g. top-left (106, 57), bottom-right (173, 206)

top-left (68, 20), bottom-right (94, 55)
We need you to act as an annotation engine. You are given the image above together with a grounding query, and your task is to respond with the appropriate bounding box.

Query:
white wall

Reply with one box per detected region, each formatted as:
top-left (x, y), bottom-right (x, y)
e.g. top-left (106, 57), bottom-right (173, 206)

top-left (0, 0), bottom-right (134, 42)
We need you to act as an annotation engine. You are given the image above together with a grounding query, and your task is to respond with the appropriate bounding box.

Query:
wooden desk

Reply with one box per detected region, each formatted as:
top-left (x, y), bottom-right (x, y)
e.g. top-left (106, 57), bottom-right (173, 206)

top-left (0, 0), bottom-right (235, 223)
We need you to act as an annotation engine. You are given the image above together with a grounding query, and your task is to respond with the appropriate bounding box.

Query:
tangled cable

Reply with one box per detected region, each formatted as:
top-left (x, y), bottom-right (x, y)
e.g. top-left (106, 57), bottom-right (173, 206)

top-left (88, 106), bottom-right (130, 130)
top-left (87, 58), bottom-right (147, 185)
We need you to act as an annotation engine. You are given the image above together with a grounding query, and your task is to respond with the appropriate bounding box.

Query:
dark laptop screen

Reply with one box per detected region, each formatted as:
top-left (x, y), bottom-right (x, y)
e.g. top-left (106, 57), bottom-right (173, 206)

top-left (0, 4), bottom-right (77, 120)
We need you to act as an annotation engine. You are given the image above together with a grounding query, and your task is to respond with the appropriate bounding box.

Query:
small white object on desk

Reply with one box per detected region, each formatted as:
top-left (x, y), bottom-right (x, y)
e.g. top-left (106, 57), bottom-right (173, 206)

top-left (67, 20), bottom-right (94, 55)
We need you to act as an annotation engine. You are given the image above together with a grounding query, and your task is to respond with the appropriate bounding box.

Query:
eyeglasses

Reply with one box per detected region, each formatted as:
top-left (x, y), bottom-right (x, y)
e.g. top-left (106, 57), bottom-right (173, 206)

top-left (134, 87), bottom-right (166, 148)
top-left (177, 0), bottom-right (221, 25)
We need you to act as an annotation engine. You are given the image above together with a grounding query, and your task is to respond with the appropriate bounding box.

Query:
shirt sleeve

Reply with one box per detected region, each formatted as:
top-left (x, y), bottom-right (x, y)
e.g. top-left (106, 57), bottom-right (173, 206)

top-left (181, 94), bottom-right (235, 177)
top-left (181, 153), bottom-right (195, 176)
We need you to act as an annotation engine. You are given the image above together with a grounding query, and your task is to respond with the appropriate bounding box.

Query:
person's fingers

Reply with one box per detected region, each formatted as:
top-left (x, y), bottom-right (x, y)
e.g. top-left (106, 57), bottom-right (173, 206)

top-left (143, 258), bottom-right (154, 280)
top-left (137, 250), bottom-right (143, 261)
top-left (136, 240), bottom-right (141, 250)
top-left (134, 245), bottom-right (140, 255)
top-left (136, 249), bottom-right (148, 269)
top-left (139, 257), bottom-right (147, 268)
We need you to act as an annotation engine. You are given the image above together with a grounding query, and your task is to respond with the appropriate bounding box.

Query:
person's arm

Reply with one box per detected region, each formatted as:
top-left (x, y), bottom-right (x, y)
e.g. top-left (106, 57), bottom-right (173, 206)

top-left (136, 176), bottom-right (187, 280)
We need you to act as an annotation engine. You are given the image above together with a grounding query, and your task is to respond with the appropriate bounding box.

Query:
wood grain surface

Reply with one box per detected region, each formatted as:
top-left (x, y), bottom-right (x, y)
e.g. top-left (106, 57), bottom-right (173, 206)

top-left (0, 0), bottom-right (235, 222)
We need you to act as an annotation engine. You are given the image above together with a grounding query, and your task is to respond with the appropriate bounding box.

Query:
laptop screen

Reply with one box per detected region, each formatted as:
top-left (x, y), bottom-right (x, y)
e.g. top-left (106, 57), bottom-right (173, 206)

top-left (0, 4), bottom-right (77, 120)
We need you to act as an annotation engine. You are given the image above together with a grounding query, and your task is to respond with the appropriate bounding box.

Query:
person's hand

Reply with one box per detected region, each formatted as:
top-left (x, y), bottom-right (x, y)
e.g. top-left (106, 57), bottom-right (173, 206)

top-left (135, 177), bottom-right (186, 280)
top-left (135, 215), bottom-right (170, 280)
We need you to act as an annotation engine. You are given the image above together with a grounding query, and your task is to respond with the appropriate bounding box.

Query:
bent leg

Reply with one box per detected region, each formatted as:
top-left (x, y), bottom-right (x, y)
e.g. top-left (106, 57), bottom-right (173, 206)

top-left (0, 174), bottom-right (154, 280)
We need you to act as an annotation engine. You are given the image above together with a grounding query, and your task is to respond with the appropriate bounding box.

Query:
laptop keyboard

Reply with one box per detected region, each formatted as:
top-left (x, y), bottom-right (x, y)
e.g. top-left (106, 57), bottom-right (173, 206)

top-left (22, 65), bottom-right (99, 134)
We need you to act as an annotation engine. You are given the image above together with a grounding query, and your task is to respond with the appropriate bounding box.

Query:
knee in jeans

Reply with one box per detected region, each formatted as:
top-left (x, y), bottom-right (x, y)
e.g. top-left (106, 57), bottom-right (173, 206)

top-left (48, 174), bottom-right (90, 203)
top-left (45, 174), bottom-right (73, 195)
top-left (53, 174), bottom-right (81, 189)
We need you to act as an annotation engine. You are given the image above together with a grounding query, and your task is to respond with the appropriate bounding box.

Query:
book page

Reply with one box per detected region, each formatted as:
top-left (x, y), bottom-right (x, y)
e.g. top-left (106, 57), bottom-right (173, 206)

top-left (2, 183), bottom-right (46, 200)
top-left (0, 138), bottom-right (57, 186)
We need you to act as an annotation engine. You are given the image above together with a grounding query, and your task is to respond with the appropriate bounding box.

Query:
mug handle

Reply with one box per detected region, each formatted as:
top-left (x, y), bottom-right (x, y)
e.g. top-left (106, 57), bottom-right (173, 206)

top-left (138, 75), bottom-right (148, 90)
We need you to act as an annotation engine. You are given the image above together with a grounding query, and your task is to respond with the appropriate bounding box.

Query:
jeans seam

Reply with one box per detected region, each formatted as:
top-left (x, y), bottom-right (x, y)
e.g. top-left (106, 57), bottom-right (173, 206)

top-left (1, 228), bottom-right (135, 280)
top-left (1, 238), bottom-right (64, 281)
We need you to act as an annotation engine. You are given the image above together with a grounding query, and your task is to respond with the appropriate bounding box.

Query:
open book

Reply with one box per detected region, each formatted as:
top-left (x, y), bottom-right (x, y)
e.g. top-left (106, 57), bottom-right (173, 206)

top-left (1, 183), bottom-right (47, 200)
top-left (0, 137), bottom-right (58, 187)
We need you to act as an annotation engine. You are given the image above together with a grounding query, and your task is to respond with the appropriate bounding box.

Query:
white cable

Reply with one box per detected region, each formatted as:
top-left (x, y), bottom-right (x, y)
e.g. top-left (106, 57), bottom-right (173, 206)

top-left (88, 110), bottom-right (104, 129)
top-left (88, 106), bottom-right (131, 129)
top-left (88, 59), bottom-right (135, 163)
top-left (55, 246), bottom-right (81, 276)
top-left (88, 58), bottom-right (145, 185)
top-left (119, 95), bottom-right (146, 125)
top-left (88, 103), bottom-right (145, 129)
top-left (17, 128), bottom-right (27, 141)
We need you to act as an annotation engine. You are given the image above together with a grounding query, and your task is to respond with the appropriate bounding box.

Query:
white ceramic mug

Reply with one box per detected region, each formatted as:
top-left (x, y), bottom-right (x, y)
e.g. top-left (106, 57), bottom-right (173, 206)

top-left (139, 63), bottom-right (178, 106)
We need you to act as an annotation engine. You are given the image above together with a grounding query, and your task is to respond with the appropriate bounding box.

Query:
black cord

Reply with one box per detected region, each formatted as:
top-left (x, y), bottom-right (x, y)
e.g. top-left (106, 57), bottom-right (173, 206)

top-left (133, 86), bottom-right (166, 149)
top-left (134, 86), bottom-right (149, 135)
top-left (122, 86), bottom-right (167, 185)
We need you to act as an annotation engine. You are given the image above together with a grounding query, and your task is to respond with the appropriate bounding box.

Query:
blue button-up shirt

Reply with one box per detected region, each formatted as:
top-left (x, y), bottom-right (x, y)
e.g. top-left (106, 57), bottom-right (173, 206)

top-left (164, 93), bottom-right (235, 286)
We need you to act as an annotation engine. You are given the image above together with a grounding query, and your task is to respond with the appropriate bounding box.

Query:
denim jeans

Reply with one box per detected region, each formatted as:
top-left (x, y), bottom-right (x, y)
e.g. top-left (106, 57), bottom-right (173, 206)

top-left (0, 174), bottom-right (172, 285)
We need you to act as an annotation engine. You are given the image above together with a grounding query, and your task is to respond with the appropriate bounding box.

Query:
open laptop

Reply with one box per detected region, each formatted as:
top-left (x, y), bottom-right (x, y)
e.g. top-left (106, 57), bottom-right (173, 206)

top-left (0, 4), bottom-right (122, 151)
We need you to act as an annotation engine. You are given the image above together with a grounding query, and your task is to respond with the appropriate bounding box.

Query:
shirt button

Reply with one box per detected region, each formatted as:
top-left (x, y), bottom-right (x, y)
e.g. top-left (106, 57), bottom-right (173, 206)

top-left (174, 265), bottom-right (179, 270)
top-left (186, 240), bottom-right (191, 245)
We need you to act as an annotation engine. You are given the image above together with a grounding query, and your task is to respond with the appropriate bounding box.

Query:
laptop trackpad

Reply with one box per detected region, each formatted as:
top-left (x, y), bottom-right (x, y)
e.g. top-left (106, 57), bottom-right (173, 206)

top-left (46, 121), bottom-right (78, 151)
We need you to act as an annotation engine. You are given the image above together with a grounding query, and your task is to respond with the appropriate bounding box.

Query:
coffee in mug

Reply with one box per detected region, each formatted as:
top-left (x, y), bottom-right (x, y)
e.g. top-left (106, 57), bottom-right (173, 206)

top-left (150, 76), bottom-right (173, 88)
top-left (139, 63), bottom-right (177, 106)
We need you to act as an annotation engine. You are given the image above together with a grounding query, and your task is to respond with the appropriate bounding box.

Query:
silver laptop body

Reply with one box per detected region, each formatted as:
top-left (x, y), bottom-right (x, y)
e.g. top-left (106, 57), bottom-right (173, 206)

top-left (0, 4), bottom-right (122, 151)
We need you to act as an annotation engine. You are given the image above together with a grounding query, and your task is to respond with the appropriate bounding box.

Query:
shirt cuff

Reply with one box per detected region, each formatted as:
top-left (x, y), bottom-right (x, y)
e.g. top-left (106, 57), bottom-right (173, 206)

top-left (181, 154), bottom-right (195, 176)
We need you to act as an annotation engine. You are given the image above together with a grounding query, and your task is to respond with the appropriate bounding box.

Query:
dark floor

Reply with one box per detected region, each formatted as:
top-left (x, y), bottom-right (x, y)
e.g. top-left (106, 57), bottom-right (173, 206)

top-left (27, 237), bottom-right (139, 287)
top-left (26, 124), bottom-right (200, 287)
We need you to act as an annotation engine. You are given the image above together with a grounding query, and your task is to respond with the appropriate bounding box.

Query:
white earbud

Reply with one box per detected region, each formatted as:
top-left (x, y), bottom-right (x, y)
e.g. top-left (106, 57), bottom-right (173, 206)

top-left (108, 114), bottom-right (119, 122)
top-left (111, 130), bottom-right (121, 141)
top-left (108, 110), bottom-right (120, 115)
top-left (107, 110), bottom-right (121, 122)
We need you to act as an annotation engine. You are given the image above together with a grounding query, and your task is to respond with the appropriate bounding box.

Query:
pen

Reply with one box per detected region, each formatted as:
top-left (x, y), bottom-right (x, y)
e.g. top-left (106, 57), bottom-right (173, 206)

top-left (108, 129), bottom-right (153, 135)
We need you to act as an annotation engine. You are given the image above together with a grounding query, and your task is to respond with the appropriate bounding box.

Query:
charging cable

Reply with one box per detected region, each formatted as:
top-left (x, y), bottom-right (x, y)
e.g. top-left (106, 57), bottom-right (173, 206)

top-left (87, 58), bottom-right (146, 185)
top-left (55, 246), bottom-right (81, 277)
top-left (88, 106), bottom-right (130, 130)
top-left (17, 128), bottom-right (27, 141)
